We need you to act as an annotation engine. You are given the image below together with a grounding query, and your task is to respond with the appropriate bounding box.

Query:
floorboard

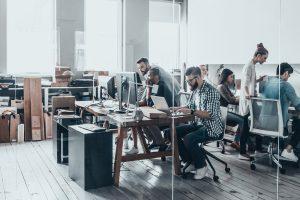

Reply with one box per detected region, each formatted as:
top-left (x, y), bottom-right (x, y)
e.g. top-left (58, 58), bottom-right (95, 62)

top-left (0, 140), bottom-right (299, 200)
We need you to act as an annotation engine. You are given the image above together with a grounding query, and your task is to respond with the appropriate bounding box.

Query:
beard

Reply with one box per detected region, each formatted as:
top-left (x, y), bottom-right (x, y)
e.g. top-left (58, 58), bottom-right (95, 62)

top-left (189, 81), bottom-right (198, 91)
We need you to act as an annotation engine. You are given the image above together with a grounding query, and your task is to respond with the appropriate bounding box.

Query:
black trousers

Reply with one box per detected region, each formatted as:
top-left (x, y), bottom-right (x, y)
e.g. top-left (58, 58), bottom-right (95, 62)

top-left (290, 118), bottom-right (300, 148)
top-left (239, 113), bottom-right (263, 154)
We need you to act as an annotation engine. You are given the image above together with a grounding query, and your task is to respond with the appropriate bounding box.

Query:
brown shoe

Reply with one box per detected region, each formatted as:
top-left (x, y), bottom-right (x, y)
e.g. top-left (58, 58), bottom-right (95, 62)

top-left (230, 142), bottom-right (240, 150)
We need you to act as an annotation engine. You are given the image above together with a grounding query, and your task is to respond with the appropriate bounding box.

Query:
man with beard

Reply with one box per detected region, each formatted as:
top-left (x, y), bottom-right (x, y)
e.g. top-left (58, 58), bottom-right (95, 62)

top-left (136, 58), bottom-right (180, 107)
top-left (165, 66), bottom-right (224, 180)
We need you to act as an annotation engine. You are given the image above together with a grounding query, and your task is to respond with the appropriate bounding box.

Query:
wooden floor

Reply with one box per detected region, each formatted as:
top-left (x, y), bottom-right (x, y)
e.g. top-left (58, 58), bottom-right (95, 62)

top-left (0, 141), bottom-right (300, 200)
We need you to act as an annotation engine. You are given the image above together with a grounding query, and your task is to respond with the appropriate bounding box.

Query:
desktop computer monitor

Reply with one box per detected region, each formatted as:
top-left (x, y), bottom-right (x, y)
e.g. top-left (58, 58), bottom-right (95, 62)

top-left (98, 76), bottom-right (116, 99)
top-left (116, 72), bottom-right (138, 109)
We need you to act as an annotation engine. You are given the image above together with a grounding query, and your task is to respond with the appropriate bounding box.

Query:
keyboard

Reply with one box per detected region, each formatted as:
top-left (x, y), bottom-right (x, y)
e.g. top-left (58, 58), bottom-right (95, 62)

top-left (79, 124), bottom-right (106, 132)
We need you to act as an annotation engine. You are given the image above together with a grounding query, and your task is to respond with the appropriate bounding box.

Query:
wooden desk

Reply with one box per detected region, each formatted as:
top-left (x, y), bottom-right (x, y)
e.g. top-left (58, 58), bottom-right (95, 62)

top-left (75, 101), bottom-right (194, 186)
top-left (106, 113), bottom-right (194, 186)
top-left (75, 101), bottom-right (111, 116)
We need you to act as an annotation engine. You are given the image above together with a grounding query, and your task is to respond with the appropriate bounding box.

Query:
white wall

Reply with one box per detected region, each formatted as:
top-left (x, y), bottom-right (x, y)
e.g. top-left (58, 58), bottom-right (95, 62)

top-left (188, 0), bottom-right (281, 65)
top-left (187, 0), bottom-right (300, 65)
top-left (280, 0), bottom-right (300, 64)
top-left (124, 0), bottom-right (149, 72)
top-left (0, 0), bottom-right (7, 74)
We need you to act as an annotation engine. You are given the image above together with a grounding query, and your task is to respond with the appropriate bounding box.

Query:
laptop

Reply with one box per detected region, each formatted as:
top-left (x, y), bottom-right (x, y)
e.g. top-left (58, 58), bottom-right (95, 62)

top-left (79, 124), bottom-right (106, 132)
top-left (151, 96), bottom-right (170, 113)
top-left (151, 95), bottom-right (187, 116)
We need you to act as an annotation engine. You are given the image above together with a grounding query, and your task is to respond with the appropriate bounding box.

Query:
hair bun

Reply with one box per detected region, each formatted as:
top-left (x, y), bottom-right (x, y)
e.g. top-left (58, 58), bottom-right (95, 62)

top-left (257, 43), bottom-right (264, 48)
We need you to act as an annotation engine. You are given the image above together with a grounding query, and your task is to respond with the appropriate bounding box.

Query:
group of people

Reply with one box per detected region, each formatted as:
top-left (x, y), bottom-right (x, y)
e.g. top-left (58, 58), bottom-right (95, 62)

top-left (128, 42), bottom-right (300, 180)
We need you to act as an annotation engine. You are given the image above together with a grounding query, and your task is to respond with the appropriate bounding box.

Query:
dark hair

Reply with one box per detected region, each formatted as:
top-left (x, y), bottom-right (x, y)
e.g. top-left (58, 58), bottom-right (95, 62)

top-left (276, 62), bottom-right (293, 75)
top-left (185, 66), bottom-right (201, 77)
top-left (137, 57), bottom-right (149, 65)
top-left (150, 68), bottom-right (160, 77)
top-left (219, 68), bottom-right (234, 84)
top-left (254, 43), bottom-right (269, 57)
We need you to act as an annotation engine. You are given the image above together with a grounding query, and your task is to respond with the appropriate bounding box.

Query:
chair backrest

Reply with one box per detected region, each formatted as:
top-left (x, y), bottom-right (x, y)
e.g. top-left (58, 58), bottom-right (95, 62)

top-left (52, 96), bottom-right (75, 115)
top-left (220, 106), bottom-right (228, 137)
top-left (249, 97), bottom-right (284, 138)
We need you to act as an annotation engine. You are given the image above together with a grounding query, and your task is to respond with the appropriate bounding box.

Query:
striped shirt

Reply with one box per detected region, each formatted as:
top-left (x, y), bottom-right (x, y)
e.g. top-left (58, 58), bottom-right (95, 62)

top-left (188, 81), bottom-right (224, 138)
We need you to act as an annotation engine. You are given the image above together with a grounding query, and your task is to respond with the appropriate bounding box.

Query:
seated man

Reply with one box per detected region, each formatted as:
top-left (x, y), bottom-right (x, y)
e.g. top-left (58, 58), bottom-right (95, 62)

top-left (165, 66), bottom-right (224, 180)
top-left (140, 67), bottom-right (174, 107)
top-left (127, 68), bottom-right (170, 154)
top-left (263, 63), bottom-right (300, 162)
top-left (137, 57), bottom-right (180, 106)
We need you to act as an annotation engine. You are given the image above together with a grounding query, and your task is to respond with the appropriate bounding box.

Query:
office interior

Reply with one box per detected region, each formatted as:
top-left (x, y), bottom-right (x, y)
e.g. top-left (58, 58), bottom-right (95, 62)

top-left (0, 0), bottom-right (300, 199)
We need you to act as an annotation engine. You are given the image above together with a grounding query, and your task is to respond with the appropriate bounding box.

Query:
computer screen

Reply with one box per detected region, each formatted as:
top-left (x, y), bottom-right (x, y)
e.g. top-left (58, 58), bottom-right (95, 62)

top-left (116, 72), bottom-right (138, 107)
top-left (98, 76), bottom-right (116, 99)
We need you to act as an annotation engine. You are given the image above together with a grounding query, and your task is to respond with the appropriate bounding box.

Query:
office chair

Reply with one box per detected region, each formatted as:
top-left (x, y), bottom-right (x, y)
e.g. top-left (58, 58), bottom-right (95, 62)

top-left (182, 106), bottom-right (230, 181)
top-left (249, 97), bottom-right (292, 174)
top-left (52, 96), bottom-right (76, 115)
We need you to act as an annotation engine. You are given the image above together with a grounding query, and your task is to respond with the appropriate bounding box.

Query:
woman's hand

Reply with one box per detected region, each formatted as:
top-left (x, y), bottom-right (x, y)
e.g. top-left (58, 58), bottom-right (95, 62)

top-left (257, 75), bottom-right (267, 82)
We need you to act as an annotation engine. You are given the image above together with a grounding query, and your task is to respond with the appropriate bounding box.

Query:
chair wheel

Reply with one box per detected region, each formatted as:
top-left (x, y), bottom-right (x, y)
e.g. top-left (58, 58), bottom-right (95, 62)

top-left (280, 168), bottom-right (286, 174)
top-left (225, 167), bottom-right (230, 173)
top-left (161, 156), bottom-right (166, 161)
top-left (213, 176), bottom-right (219, 182)
top-left (182, 173), bottom-right (187, 179)
top-left (221, 149), bottom-right (225, 154)
top-left (250, 164), bottom-right (256, 170)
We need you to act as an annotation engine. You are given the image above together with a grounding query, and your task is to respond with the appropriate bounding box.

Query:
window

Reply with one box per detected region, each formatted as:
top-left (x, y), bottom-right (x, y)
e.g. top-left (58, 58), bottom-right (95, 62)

top-left (149, 1), bottom-right (181, 71)
top-left (7, 0), bottom-right (56, 75)
top-left (83, 0), bottom-right (122, 73)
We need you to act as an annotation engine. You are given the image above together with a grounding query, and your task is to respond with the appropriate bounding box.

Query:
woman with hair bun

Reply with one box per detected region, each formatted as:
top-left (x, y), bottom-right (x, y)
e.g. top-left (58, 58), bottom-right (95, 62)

top-left (238, 43), bottom-right (268, 160)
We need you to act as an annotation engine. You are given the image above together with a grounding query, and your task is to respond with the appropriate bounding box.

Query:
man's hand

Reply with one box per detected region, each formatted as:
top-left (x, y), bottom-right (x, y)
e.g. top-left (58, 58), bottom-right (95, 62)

top-left (176, 107), bottom-right (192, 114)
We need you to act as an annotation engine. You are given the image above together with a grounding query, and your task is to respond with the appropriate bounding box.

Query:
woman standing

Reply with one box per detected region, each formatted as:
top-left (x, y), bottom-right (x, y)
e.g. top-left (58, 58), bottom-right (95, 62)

top-left (239, 43), bottom-right (268, 158)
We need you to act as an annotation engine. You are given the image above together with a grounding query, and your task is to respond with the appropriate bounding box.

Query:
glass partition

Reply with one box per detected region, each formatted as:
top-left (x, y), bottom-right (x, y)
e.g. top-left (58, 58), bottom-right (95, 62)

top-left (172, 0), bottom-right (283, 199)
top-left (278, 0), bottom-right (300, 199)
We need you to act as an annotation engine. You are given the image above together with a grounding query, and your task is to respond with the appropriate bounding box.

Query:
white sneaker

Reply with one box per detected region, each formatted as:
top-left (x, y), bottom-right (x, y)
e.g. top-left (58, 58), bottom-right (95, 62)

top-left (281, 149), bottom-right (298, 162)
top-left (125, 147), bottom-right (139, 155)
top-left (184, 164), bottom-right (196, 173)
top-left (124, 138), bottom-right (129, 150)
top-left (193, 166), bottom-right (208, 180)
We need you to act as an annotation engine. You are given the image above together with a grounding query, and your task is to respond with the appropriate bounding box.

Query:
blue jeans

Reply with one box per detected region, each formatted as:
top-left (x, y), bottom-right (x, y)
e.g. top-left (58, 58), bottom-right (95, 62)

top-left (165, 124), bottom-right (213, 169)
top-left (227, 111), bottom-right (244, 143)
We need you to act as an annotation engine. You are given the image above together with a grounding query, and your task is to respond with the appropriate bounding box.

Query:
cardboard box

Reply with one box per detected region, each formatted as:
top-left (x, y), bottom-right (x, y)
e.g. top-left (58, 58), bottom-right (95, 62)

top-left (11, 100), bottom-right (24, 109)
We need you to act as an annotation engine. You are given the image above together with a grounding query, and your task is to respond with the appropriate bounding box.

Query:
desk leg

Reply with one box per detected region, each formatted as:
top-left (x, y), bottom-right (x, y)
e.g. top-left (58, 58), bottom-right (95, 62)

top-left (136, 127), bottom-right (150, 153)
top-left (114, 127), bottom-right (126, 186)
top-left (171, 122), bottom-right (181, 175)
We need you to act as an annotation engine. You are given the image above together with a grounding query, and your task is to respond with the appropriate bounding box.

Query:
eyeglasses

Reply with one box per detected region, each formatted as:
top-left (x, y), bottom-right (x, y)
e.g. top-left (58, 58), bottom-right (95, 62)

top-left (185, 76), bottom-right (198, 84)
